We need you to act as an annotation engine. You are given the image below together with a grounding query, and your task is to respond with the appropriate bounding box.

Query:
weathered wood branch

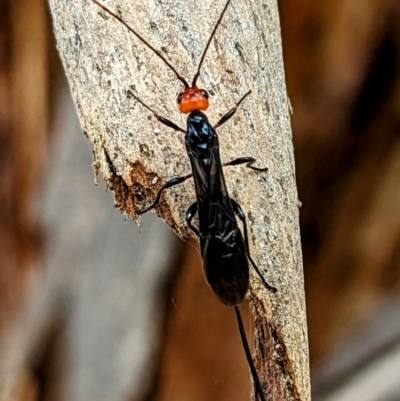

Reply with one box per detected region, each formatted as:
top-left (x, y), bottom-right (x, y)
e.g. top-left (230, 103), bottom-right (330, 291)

top-left (49, 0), bottom-right (310, 399)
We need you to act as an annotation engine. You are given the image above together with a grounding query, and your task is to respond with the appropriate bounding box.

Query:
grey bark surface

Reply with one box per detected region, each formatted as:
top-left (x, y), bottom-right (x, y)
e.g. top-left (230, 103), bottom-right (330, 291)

top-left (49, 0), bottom-right (310, 399)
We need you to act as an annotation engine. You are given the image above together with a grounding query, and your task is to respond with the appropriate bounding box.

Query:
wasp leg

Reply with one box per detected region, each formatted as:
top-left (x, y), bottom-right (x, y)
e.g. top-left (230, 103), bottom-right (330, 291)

top-left (127, 90), bottom-right (185, 133)
top-left (223, 157), bottom-right (268, 172)
top-left (139, 173), bottom-right (192, 214)
top-left (185, 202), bottom-right (199, 237)
top-left (214, 90), bottom-right (251, 129)
top-left (231, 199), bottom-right (277, 293)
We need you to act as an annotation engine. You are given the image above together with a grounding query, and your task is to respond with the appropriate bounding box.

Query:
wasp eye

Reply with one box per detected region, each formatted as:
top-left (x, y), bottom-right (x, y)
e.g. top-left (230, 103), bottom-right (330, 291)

top-left (177, 93), bottom-right (183, 103)
top-left (201, 89), bottom-right (209, 99)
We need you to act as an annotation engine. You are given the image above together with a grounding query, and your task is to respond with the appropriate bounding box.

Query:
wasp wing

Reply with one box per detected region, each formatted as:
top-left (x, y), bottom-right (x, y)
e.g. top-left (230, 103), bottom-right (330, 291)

top-left (202, 227), bottom-right (249, 306)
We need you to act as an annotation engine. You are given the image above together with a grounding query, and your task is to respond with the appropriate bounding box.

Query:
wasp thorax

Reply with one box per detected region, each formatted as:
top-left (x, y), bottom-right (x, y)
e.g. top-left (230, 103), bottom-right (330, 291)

top-left (178, 86), bottom-right (209, 114)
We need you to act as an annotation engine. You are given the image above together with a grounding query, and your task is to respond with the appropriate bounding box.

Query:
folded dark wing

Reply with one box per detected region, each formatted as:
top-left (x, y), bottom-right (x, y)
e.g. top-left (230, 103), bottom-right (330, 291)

top-left (202, 229), bottom-right (249, 306)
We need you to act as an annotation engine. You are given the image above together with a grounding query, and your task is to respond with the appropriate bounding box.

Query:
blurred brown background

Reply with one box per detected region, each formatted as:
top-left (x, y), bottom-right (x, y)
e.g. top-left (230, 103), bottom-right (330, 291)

top-left (1, 0), bottom-right (400, 400)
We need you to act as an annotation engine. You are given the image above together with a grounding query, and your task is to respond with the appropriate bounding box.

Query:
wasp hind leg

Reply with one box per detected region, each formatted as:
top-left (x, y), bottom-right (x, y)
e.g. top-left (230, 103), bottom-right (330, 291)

top-left (231, 199), bottom-right (277, 293)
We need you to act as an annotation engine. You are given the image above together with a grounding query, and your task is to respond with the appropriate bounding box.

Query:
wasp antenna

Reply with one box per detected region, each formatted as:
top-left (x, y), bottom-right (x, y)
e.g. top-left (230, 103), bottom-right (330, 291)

top-left (127, 90), bottom-right (156, 115)
top-left (191, 0), bottom-right (233, 87)
top-left (92, 0), bottom-right (189, 88)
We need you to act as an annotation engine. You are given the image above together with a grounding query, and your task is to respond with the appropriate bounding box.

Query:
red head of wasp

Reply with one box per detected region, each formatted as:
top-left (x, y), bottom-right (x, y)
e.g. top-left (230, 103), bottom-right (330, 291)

top-left (91, 0), bottom-right (277, 399)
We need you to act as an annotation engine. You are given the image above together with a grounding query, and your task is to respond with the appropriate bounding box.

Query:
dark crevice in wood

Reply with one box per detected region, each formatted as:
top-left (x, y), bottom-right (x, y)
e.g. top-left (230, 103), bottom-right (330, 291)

top-left (252, 299), bottom-right (301, 401)
top-left (103, 145), bottom-right (185, 236)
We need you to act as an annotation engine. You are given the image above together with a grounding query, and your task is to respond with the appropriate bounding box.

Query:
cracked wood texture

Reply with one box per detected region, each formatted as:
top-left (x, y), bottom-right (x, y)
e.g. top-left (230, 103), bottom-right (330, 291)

top-left (49, 0), bottom-right (310, 399)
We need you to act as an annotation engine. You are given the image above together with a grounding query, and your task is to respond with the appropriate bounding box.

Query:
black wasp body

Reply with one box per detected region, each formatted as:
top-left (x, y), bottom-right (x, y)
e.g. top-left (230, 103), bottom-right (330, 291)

top-left (92, 0), bottom-right (276, 399)
top-left (185, 111), bottom-right (249, 306)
